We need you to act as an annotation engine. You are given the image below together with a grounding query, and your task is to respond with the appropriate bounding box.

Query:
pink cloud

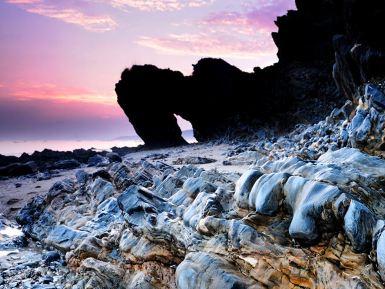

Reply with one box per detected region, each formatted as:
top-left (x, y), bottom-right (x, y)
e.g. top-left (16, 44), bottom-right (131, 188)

top-left (202, 0), bottom-right (296, 34)
top-left (1, 82), bottom-right (115, 106)
top-left (137, 32), bottom-right (276, 59)
top-left (136, 0), bottom-right (296, 63)
top-left (6, 0), bottom-right (42, 3)
top-left (107, 0), bottom-right (213, 12)
top-left (6, 1), bottom-right (117, 32)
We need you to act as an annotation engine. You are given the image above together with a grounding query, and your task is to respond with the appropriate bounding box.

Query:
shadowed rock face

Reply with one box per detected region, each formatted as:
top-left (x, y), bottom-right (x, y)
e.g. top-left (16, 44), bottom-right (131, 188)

top-left (116, 58), bottom-right (290, 144)
top-left (116, 65), bottom-right (188, 147)
top-left (116, 0), bottom-right (385, 147)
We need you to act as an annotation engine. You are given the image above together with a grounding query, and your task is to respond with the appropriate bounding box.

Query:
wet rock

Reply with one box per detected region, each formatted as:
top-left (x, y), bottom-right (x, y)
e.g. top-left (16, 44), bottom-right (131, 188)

top-left (234, 169), bottom-right (262, 209)
top-left (106, 152), bottom-right (122, 163)
top-left (16, 196), bottom-right (46, 226)
top-left (108, 163), bottom-right (133, 190)
top-left (248, 172), bottom-right (290, 216)
top-left (79, 258), bottom-right (124, 288)
top-left (117, 185), bottom-right (171, 227)
top-left (283, 176), bottom-right (342, 242)
top-left (377, 230), bottom-right (385, 281)
top-left (31, 285), bottom-right (56, 289)
top-left (344, 200), bottom-right (376, 252)
top-left (46, 179), bottom-right (76, 203)
top-left (176, 252), bottom-right (259, 289)
top-left (172, 157), bottom-right (216, 165)
top-left (75, 170), bottom-right (89, 185)
top-left (366, 84), bottom-right (385, 111)
top-left (88, 177), bottom-right (116, 206)
top-left (154, 175), bottom-right (183, 198)
top-left (42, 251), bottom-right (61, 265)
top-left (182, 177), bottom-right (216, 198)
top-left (45, 225), bottom-right (87, 251)
top-left (88, 155), bottom-right (109, 167)
top-left (0, 161), bottom-right (37, 177)
top-left (91, 169), bottom-right (112, 182)
top-left (49, 159), bottom-right (81, 170)
top-left (183, 192), bottom-right (223, 231)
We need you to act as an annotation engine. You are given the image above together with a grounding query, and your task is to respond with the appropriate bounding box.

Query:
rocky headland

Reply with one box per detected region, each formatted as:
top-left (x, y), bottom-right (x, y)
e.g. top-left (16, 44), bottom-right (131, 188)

top-left (1, 0), bottom-right (385, 288)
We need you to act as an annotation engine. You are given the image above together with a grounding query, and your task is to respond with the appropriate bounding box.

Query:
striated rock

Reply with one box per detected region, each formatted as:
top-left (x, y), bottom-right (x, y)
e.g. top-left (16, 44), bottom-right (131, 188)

top-left (344, 200), bottom-right (376, 252)
top-left (234, 169), bottom-right (262, 209)
top-left (45, 225), bottom-right (87, 251)
top-left (284, 176), bottom-right (341, 242)
top-left (46, 179), bottom-right (76, 203)
top-left (248, 172), bottom-right (290, 216)
top-left (13, 146), bottom-right (385, 289)
top-left (176, 252), bottom-right (260, 289)
top-left (377, 230), bottom-right (385, 281)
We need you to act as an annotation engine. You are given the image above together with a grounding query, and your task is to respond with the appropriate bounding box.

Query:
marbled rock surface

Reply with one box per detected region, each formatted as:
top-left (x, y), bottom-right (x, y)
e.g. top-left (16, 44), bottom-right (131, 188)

top-left (6, 126), bottom-right (384, 289)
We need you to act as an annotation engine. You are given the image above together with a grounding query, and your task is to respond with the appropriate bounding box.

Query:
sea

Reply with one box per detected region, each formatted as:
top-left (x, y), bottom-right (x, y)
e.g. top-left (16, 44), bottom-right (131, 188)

top-left (0, 131), bottom-right (195, 156)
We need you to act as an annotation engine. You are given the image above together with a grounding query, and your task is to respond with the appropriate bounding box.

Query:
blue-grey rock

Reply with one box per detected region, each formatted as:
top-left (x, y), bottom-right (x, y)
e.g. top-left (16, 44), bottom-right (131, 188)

top-left (248, 172), bottom-right (290, 216)
top-left (88, 154), bottom-right (109, 167)
top-left (117, 185), bottom-right (171, 227)
top-left (283, 176), bottom-right (342, 242)
top-left (183, 192), bottom-right (222, 231)
top-left (45, 225), bottom-right (87, 251)
top-left (365, 84), bottom-right (385, 111)
top-left (42, 251), bottom-right (61, 265)
top-left (106, 152), bottom-right (122, 163)
top-left (344, 200), bottom-right (376, 252)
top-left (234, 169), bottom-right (262, 209)
top-left (176, 252), bottom-right (258, 289)
top-left (108, 163), bottom-right (134, 190)
top-left (46, 179), bottom-right (76, 203)
top-left (182, 177), bottom-right (216, 197)
top-left (88, 177), bottom-right (116, 205)
top-left (155, 175), bottom-right (183, 198)
top-left (377, 230), bottom-right (385, 281)
top-left (75, 169), bottom-right (89, 185)
top-left (50, 159), bottom-right (80, 170)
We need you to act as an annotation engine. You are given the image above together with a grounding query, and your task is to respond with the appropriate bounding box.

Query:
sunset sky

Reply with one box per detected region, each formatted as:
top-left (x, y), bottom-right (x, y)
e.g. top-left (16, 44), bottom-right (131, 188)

top-left (0, 0), bottom-right (296, 141)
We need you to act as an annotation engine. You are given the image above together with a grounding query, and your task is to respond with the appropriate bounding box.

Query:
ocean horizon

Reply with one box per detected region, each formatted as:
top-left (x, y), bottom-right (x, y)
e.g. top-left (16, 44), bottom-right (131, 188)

top-left (0, 130), bottom-right (196, 156)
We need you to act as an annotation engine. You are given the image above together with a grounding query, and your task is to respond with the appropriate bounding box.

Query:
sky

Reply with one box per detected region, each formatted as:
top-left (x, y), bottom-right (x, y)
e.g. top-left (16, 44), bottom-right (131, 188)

top-left (0, 0), bottom-right (296, 141)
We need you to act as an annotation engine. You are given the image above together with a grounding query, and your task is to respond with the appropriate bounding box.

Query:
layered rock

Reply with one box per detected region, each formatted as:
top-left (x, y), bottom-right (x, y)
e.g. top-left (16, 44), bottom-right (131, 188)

top-left (14, 143), bottom-right (385, 288)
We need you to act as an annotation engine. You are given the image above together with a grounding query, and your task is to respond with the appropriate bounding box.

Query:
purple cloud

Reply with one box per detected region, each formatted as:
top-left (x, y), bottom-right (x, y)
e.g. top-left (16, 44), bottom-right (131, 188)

top-left (106, 0), bottom-right (213, 12)
top-left (6, 0), bottom-right (117, 32)
top-left (137, 32), bottom-right (276, 59)
top-left (136, 0), bottom-right (296, 62)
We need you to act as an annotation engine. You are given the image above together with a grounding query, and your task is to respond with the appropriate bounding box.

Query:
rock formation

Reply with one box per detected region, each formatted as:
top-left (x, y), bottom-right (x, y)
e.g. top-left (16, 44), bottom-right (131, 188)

top-left (3, 1), bottom-right (385, 288)
top-left (116, 0), bottom-right (385, 148)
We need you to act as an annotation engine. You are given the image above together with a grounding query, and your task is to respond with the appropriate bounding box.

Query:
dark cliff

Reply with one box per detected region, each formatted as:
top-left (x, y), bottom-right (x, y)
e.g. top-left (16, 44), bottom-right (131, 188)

top-left (115, 0), bottom-right (385, 147)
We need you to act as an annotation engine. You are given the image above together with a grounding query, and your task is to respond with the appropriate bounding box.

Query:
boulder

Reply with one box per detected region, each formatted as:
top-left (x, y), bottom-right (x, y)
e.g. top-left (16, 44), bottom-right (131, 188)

top-left (234, 169), bottom-right (262, 209)
top-left (88, 154), bottom-right (109, 167)
top-left (344, 200), bottom-right (376, 252)
top-left (176, 252), bottom-right (259, 289)
top-left (283, 176), bottom-right (342, 242)
top-left (248, 172), bottom-right (290, 216)
top-left (0, 161), bottom-right (37, 177)
top-left (49, 159), bottom-right (81, 170)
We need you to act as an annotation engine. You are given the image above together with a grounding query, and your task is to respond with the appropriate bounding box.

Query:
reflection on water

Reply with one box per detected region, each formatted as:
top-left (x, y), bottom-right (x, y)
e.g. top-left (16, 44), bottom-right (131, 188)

top-left (0, 131), bottom-right (196, 156)
top-left (0, 139), bottom-right (144, 156)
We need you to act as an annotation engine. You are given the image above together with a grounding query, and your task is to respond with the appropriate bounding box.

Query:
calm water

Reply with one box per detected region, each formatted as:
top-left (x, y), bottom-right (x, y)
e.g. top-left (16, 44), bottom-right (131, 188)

top-left (0, 139), bottom-right (144, 156)
top-left (0, 131), bottom-right (196, 156)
